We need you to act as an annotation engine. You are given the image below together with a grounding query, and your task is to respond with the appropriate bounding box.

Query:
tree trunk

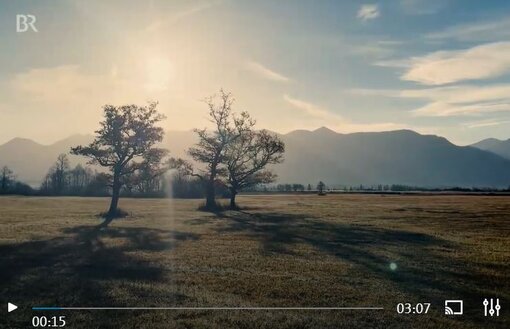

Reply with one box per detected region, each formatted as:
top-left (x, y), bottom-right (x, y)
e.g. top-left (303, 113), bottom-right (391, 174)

top-left (108, 185), bottom-right (120, 214)
top-left (229, 188), bottom-right (237, 209)
top-left (103, 171), bottom-right (121, 226)
top-left (205, 180), bottom-right (216, 210)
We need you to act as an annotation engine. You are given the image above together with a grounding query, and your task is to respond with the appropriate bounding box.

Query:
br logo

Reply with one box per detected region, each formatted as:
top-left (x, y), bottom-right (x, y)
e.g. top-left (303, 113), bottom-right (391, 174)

top-left (16, 14), bottom-right (38, 33)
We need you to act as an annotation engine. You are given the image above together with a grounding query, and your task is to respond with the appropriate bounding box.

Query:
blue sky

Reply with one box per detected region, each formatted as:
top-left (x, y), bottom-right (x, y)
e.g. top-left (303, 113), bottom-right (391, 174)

top-left (2, 0), bottom-right (510, 145)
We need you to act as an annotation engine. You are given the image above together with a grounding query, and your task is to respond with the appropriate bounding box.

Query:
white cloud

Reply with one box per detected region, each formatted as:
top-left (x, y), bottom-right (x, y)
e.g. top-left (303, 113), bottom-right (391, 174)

top-left (11, 65), bottom-right (112, 104)
top-left (1, 65), bottom-right (140, 144)
top-left (9, 65), bottom-right (149, 106)
top-left (357, 4), bottom-right (380, 21)
top-left (348, 84), bottom-right (510, 117)
top-left (283, 94), bottom-right (338, 119)
top-left (400, 84), bottom-right (510, 104)
top-left (411, 101), bottom-right (510, 117)
top-left (352, 84), bottom-right (510, 106)
top-left (426, 17), bottom-right (510, 42)
top-left (1, 64), bottom-right (212, 143)
top-left (245, 61), bottom-right (290, 82)
top-left (462, 119), bottom-right (510, 129)
top-left (400, 42), bottom-right (510, 85)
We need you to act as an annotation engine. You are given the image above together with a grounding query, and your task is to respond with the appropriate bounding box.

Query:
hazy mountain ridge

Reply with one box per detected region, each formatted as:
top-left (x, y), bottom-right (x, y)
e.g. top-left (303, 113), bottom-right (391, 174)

top-left (471, 138), bottom-right (510, 160)
top-left (0, 134), bottom-right (95, 186)
top-left (276, 128), bottom-right (510, 187)
top-left (2, 128), bottom-right (510, 188)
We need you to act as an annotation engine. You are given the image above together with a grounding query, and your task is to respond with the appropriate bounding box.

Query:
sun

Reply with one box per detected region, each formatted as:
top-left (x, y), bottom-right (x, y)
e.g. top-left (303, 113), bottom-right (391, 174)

top-left (143, 55), bottom-right (174, 92)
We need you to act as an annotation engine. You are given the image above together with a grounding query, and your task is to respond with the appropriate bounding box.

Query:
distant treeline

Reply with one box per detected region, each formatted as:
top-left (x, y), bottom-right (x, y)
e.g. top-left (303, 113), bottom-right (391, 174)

top-left (257, 183), bottom-right (510, 193)
top-left (1, 159), bottom-right (509, 197)
top-left (0, 166), bottom-right (33, 195)
top-left (0, 154), bottom-right (230, 198)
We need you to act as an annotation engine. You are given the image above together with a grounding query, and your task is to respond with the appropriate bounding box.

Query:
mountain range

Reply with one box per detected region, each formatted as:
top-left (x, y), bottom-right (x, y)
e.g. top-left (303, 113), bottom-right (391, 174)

top-left (1, 128), bottom-right (510, 188)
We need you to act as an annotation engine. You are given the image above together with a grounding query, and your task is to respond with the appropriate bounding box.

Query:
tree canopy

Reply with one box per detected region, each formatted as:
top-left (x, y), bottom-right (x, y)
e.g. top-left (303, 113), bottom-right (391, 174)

top-left (71, 102), bottom-right (166, 225)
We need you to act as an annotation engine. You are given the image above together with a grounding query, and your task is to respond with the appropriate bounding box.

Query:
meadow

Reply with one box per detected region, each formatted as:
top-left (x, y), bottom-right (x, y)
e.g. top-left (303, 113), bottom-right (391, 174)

top-left (1, 194), bottom-right (508, 328)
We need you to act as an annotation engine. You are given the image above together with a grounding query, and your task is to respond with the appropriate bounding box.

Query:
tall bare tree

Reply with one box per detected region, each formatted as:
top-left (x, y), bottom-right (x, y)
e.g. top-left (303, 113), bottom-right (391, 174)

top-left (186, 90), bottom-right (252, 209)
top-left (54, 154), bottom-right (70, 194)
top-left (71, 102), bottom-right (166, 226)
top-left (224, 129), bottom-right (284, 208)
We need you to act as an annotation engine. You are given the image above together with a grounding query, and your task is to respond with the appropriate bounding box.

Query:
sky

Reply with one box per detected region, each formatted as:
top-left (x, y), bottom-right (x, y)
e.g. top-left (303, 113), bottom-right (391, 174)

top-left (2, 0), bottom-right (510, 145)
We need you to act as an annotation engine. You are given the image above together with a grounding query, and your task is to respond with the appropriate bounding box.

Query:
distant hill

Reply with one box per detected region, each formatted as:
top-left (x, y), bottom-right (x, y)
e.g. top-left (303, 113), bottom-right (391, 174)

top-left (0, 135), bottom-right (94, 186)
top-left (471, 138), bottom-right (510, 160)
top-left (275, 128), bottom-right (510, 188)
top-left (2, 128), bottom-right (510, 188)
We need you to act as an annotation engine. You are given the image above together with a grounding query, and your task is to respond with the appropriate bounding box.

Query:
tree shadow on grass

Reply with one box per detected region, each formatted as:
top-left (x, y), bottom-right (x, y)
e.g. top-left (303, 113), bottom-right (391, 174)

top-left (0, 225), bottom-right (198, 313)
top-left (214, 210), bottom-right (498, 325)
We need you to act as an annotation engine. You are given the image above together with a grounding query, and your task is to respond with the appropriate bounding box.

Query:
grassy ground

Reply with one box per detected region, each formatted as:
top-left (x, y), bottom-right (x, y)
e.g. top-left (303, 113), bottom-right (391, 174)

top-left (1, 195), bottom-right (509, 328)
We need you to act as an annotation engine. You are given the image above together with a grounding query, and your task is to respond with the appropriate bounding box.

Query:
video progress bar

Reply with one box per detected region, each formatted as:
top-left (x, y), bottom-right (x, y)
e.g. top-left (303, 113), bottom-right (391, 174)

top-left (33, 307), bottom-right (384, 311)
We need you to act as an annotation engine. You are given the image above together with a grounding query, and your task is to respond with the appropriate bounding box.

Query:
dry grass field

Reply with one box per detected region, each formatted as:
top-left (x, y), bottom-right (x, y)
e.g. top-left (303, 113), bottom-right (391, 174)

top-left (1, 194), bottom-right (509, 328)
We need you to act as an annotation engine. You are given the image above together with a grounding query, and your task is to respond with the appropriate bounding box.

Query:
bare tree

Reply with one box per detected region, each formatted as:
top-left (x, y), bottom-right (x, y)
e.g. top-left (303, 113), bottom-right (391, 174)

top-left (39, 155), bottom-right (70, 195)
top-left (186, 90), bottom-right (250, 209)
top-left (0, 166), bottom-right (15, 192)
top-left (69, 164), bottom-right (93, 192)
top-left (224, 129), bottom-right (284, 208)
top-left (54, 154), bottom-right (70, 194)
top-left (71, 102), bottom-right (166, 226)
top-left (169, 90), bottom-right (284, 209)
